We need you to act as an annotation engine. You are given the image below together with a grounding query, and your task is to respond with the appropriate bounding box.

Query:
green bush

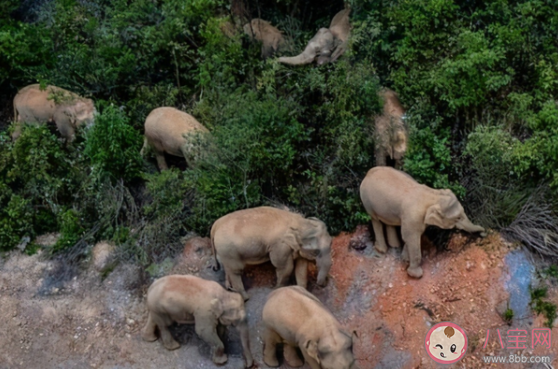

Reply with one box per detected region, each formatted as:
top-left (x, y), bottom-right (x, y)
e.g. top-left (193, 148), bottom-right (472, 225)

top-left (84, 104), bottom-right (143, 183)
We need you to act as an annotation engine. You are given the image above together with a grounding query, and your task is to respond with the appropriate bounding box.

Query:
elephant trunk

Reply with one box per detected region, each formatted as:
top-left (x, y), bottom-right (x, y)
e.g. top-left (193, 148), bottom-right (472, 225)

top-left (456, 215), bottom-right (485, 234)
top-left (316, 251), bottom-right (332, 286)
top-left (278, 51), bottom-right (315, 66)
top-left (235, 320), bottom-right (253, 368)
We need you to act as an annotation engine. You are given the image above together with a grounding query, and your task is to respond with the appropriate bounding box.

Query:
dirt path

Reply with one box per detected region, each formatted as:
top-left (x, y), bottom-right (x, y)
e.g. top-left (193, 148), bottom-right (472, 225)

top-left (0, 229), bottom-right (556, 368)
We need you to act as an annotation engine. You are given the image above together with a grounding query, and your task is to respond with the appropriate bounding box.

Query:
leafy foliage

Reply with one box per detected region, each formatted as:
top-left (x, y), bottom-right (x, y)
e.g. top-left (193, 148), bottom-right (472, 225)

top-left (0, 0), bottom-right (558, 263)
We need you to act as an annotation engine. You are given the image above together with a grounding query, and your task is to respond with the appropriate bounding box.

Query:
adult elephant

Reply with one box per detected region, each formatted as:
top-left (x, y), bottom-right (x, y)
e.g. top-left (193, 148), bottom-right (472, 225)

top-left (141, 107), bottom-right (209, 171)
top-left (360, 167), bottom-right (485, 278)
top-left (12, 84), bottom-right (96, 141)
top-left (211, 206), bottom-right (333, 300)
top-left (142, 275), bottom-right (253, 368)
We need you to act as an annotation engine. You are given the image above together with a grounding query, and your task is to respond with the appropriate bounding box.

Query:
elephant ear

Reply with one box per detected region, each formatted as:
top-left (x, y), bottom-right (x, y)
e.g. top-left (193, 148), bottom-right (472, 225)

top-left (425, 203), bottom-right (444, 228)
top-left (304, 339), bottom-right (320, 364)
top-left (210, 298), bottom-right (222, 318)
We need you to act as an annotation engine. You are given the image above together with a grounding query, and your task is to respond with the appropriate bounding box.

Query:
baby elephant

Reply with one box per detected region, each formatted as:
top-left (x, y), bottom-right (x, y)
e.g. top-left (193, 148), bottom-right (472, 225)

top-left (374, 89), bottom-right (407, 169)
top-left (142, 275), bottom-right (253, 368)
top-left (13, 84), bottom-right (96, 141)
top-left (360, 167), bottom-right (485, 278)
top-left (262, 286), bottom-right (357, 369)
top-left (141, 107), bottom-right (209, 171)
top-left (211, 206), bottom-right (333, 301)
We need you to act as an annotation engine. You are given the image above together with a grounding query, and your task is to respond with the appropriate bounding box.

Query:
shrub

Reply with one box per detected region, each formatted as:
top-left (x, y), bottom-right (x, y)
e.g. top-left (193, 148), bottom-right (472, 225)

top-left (84, 104), bottom-right (143, 183)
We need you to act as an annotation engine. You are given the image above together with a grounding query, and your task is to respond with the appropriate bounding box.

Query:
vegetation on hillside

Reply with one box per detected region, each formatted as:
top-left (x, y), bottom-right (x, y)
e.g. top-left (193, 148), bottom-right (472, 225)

top-left (0, 0), bottom-right (557, 265)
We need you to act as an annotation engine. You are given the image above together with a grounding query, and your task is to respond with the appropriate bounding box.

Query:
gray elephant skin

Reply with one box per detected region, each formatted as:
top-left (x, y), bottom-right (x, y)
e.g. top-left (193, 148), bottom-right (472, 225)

top-left (12, 84), bottom-right (96, 141)
top-left (360, 167), bottom-right (485, 278)
top-left (211, 206), bottom-right (333, 300)
top-left (262, 286), bottom-right (357, 369)
top-left (141, 274), bottom-right (253, 367)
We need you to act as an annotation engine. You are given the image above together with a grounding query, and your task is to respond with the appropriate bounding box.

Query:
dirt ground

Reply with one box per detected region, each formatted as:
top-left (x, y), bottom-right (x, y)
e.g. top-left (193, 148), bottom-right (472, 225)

top-left (0, 228), bottom-right (557, 369)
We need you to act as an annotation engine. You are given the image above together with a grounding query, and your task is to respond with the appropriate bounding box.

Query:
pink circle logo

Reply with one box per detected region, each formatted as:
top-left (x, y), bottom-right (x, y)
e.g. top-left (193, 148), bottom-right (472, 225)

top-left (424, 322), bottom-right (468, 364)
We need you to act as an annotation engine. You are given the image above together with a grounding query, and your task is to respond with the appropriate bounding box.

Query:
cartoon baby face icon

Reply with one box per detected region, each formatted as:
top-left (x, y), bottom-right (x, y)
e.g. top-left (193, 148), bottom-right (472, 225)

top-left (425, 322), bottom-right (468, 364)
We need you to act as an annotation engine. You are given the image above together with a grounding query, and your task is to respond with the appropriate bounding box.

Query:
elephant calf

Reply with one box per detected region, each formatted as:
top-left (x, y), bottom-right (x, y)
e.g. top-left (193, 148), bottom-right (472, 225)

top-left (13, 84), bottom-right (96, 141)
top-left (211, 206), bottom-right (332, 300)
top-left (262, 286), bottom-right (357, 369)
top-left (142, 275), bottom-right (253, 367)
top-left (141, 107), bottom-right (209, 171)
top-left (374, 89), bottom-right (407, 169)
top-left (360, 167), bottom-right (485, 278)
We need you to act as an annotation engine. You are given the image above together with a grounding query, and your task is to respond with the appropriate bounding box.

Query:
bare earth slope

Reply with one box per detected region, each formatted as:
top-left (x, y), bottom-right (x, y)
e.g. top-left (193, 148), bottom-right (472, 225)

top-left (0, 230), bottom-right (556, 368)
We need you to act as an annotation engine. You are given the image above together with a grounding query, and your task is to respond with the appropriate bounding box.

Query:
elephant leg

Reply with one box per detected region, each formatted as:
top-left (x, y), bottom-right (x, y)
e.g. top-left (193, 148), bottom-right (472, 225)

top-left (216, 323), bottom-right (227, 340)
top-left (402, 227), bottom-right (423, 278)
top-left (294, 258), bottom-right (308, 288)
top-left (263, 327), bottom-right (281, 367)
top-left (284, 344), bottom-right (304, 367)
top-left (153, 314), bottom-right (180, 350)
top-left (224, 266), bottom-right (249, 301)
top-left (56, 121), bottom-right (75, 142)
top-left (11, 121), bottom-right (23, 141)
top-left (270, 249), bottom-right (294, 287)
top-left (371, 218), bottom-right (388, 253)
top-left (387, 226), bottom-right (401, 248)
top-left (375, 148), bottom-right (387, 166)
top-left (394, 159), bottom-right (403, 170)
top-left (401, 244), bottom-right (409, 262)
top-left (154, 150), bottom-right (169, 171)
top-left (195, 318), bottom-right (227, 365)
top-left (141, 312), bottom-right (158, 342)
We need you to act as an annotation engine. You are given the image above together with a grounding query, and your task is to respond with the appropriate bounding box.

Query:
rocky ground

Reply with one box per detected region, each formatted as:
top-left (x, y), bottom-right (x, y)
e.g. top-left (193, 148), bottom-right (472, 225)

top-left (0, 228), bottom-right (557, 369)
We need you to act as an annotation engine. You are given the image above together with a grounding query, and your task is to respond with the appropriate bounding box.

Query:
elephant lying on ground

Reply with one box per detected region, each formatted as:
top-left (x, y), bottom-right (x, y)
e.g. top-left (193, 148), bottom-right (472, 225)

top-left (12, 84), bottom-right (96, 141)
top-left (374, 89), bottom-right (407, 168)
top-left (142, 275), bottom-right (253, 368)
top-left (211, 206), bottom-right (333, 300)
top-left (262, 286), bottom-right (357, 369)
top-left (141, 107), bottom-right (209, 171)
top-left (360, 167), bottom-right (485, 278)
top-left (278, 8), bottom-right (351, 66)
top-left (243, 18), bottom-right (285, 59)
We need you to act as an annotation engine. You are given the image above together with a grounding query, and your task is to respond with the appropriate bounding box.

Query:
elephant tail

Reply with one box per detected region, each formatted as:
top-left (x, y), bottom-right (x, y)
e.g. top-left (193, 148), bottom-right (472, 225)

top-left (140, 136), bottom-right (148, 157)
top-left (210, 231), bottom-right (220, 272)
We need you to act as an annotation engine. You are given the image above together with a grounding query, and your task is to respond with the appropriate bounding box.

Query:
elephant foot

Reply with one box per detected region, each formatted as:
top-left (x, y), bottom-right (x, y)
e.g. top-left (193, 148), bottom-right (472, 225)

top-left (374, 242), bottom-right (388, 254)
top-left (407, 266), bottom-right (423, 279)
top-left (241, 292), bottom-right (250, 302)
top-left (163, 339), bottom-right (180, 351)
top-left (141, 330), bottom-right (158, 342)
top-left (212, 353), bottom-right (228, 365)
top-left (284, 346), bottom-right (303, 367)
top-left (263, 355), bottom-right (279, 368)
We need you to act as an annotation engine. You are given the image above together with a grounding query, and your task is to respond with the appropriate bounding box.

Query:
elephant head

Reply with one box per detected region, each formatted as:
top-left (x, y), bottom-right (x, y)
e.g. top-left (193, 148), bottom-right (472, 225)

top-left (305, 330), bottom-right (357, 369)
top-left (278, 28), bottom-right (334, 66)
top-left (425, 191), bottom-right (485, 234)
top-left (296, 217), bottom-right (333, 286)
top-left (212, 292), bottom-right (254, 368)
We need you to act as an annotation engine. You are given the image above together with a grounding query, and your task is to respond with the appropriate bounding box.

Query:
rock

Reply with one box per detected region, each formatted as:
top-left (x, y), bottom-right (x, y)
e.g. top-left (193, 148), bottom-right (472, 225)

top-left (92, 242), bottom-right (116, 273)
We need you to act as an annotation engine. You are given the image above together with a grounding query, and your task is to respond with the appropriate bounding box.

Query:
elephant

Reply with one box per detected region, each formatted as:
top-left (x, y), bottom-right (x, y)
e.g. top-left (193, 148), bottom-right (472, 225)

top-left (262, 286), bottom-right (357, 369)
top-left (278, 28), bottom-right (334, 66)
top-left (359, 167), bottom-right (485, 278)
top-left (374, 89), bottom-right (408, 169)
top-left (328, 8), bottom-right (352, 62)
top-left (140, 107), bottom-right (210, 171)
top-left (243, 18), bottom-right (285, 59)
top-left (278, 8), bottom-right (351, 66)
top-left (211, 206), bottom-right (333, 301)
top-left (141, 274), bottom-right (254, 368)
top-left (12, 84), bottom-right (96, 141)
